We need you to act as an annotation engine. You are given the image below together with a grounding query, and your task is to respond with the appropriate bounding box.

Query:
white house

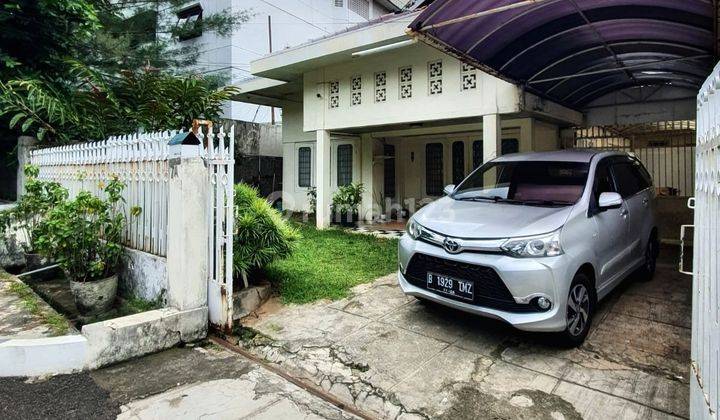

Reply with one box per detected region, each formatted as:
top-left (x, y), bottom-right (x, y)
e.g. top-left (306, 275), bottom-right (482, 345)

top-left (172, 0), bottom-right (406, 122)
top-left (234, 10), bottom-right (583, 227)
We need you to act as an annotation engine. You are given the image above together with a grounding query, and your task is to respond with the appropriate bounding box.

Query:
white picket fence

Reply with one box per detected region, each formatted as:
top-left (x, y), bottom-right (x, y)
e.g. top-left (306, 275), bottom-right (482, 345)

top-left (30, 132), bottom-right (174, 256)
top-left (692, 64), bottom-right (720, 420)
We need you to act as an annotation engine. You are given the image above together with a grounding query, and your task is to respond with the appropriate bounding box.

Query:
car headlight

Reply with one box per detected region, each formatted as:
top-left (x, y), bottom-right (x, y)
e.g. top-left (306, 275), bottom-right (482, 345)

top-left (406, 218), bottom-right (423, 240)
top-left (501, 229), bottom-right (563, 258)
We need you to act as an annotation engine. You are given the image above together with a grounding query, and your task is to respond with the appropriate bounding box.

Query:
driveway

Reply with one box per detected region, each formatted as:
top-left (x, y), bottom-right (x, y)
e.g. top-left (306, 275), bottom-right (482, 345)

top-left (240, 248), bottom-right (690, 419)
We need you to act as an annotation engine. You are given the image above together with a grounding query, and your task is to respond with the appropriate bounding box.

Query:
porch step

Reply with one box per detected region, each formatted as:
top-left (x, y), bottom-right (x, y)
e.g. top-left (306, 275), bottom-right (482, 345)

top-left (232, 283), bottom-right (272, 320)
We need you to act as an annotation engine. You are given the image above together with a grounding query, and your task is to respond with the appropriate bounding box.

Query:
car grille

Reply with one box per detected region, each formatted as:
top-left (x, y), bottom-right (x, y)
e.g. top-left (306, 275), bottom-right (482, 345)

top-left (404, 253), bottom-right (539, 313)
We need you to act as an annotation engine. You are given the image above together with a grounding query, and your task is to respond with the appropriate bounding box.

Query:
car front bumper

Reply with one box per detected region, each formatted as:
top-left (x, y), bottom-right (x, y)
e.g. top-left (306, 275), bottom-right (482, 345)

top-left (398, 235), bottom-right (572, 332)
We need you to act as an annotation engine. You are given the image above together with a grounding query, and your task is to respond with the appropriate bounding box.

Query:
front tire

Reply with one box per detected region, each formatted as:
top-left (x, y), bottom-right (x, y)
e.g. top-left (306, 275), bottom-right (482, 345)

top-left (637, 233), bottom-right (658, 282)
top-left (558, 273), bottom-right (594, 347)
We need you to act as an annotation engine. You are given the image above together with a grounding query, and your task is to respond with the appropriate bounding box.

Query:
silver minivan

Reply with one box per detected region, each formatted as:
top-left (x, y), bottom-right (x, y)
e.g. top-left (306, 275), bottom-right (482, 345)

top-left (398, 150), bottom-right (658, 345)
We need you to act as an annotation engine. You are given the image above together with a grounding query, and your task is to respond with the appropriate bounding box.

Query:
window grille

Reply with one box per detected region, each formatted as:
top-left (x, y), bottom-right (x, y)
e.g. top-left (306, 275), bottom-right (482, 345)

top-left (425, 143), bottom-right (444, 195)
top-left (452, 141), bottom-right (465, 184)
top-left (461, 63), bottom-right (477, 90)
top-left (351, 75), bottom-right (362, 106)
top-left (329, 80), bottom-right (339, 109)
top-left (428, 60), bottom-right (443, 95)
top-left (337, 144), bottom-right (353, 186)
top-left (399, 66), bottom-right (413, 99)
top-left (298, 147), bottom-right (311, 187)
top-left (375, 72), bottom-right (386, 102)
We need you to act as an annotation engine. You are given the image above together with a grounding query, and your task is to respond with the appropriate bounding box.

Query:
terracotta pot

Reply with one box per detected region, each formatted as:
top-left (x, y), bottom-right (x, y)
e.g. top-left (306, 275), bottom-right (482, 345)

top-left (69, 274), bottom-right (118, 315)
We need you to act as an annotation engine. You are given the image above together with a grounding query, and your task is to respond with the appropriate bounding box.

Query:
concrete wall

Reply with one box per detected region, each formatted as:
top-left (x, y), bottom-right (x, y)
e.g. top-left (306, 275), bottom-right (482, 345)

top-left (119, 247), bottom-right (168, 304)
top-left (584, 85), bottom-right (696, 126)
top-left (303, 43), bottom-right (521, 132)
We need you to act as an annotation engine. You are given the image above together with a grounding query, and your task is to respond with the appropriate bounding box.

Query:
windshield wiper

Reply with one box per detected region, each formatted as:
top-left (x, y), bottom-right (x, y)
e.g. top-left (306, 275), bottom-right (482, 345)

top-left (514, 199), bottom-right (573, 207)
top-left (456, 196), bottom-right (524, 204)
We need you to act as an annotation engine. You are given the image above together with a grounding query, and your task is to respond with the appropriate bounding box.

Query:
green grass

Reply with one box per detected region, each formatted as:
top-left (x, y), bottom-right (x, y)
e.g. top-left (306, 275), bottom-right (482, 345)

top-left (264, 223), bottom-right (398, 304)
top-left (2, 271), bottom-right (71, 335)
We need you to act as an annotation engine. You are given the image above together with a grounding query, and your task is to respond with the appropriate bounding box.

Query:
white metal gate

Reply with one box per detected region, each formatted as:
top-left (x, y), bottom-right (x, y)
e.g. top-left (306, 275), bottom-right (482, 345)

top-left (201, 124), bottom-right (235, 333)
top-left (691, 65), bottom-right (720, 419)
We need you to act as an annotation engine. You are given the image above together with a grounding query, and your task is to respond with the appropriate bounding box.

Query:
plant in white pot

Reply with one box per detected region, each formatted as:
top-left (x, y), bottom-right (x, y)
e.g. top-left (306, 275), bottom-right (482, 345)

top-left (0, 165), bottom-right (68, 271)
top-left (34, 176), bottom-right (137, 315)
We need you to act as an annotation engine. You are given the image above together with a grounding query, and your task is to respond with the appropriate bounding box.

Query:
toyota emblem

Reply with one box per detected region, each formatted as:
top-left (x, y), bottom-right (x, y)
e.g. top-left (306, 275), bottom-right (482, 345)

top-left (443, 238), bottom-right (461, 254)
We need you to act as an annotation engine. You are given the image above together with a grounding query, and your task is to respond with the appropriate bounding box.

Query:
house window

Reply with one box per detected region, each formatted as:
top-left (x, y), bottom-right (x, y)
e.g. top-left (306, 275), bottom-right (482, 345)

top-left (452, 141), bottom-right (465, 185)
top-left (502, 138), bottom-right (519, 155)
top-left (349, 0), bottom-right (370, 19)
top-left (375, 72), bottom-right (386, 102)
top-left (472, 140), bottom-right (483, 169)
top-left (351, 75), bottom-right (362, 106)
top-left (176, 4), bottom-right (203, 41)
top-left (428, 60), bottom-right (443, 95)
top-left (384, 144), bottom-right (396, 198)
top-left (425, 143), bottom-right (444, 196)
top-left (298, 147), bottom-right (312, 187)
top-left (337, 144), bottom-right (353, 186)
top-left (399, 66), bottom-right (412, 99)
top-left (329, 80), bottom-right (339, 109)
top-left (334, 0), bottom-right (344, 6)
top-left (461, 63), bottom-right (477, 90)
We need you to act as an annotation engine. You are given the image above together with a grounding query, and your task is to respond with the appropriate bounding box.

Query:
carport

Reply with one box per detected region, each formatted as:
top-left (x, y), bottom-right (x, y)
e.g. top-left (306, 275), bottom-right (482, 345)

top-left (407, 0), bottom-right (717, 417)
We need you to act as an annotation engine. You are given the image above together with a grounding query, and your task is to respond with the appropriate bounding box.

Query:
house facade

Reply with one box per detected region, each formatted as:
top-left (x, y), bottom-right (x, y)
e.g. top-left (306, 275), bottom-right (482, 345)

top-left (235, 11), bottom-right (583, 227)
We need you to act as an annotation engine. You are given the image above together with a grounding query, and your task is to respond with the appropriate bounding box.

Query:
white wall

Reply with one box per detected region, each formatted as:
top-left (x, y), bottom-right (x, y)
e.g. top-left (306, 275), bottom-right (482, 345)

top-left (303, 43), bottom-right (521, 132)
top-left (179, 0), bottom-right (395, 123)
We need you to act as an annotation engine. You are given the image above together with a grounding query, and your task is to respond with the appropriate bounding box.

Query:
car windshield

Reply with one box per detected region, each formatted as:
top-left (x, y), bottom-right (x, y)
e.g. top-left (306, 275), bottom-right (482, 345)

top-left (452, 160), bottom-right (590, 206)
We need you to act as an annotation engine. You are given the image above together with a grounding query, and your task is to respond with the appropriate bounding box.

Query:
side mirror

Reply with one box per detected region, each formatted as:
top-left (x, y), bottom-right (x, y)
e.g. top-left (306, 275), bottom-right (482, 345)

top-left (598, 192), bottom-right (622, 209)
top-left (443, 184), bottom-right (456, 195)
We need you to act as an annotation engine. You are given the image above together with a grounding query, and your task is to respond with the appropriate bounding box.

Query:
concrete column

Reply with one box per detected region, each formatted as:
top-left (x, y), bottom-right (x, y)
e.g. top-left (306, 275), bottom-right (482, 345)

top-left (315, 129), bottom-right (332, 229)
top-left (483, 114), bottom-right (502, 163)
top-left (360, 134), bottom-right (374, 222)
top-left (17, 136), bottom-right (37, 197)
top-left (166, 150), bottom-right (208, 311)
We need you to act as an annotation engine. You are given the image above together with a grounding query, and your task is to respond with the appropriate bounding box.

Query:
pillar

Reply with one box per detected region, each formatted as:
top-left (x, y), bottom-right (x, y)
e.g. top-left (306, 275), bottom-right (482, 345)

top-left (483, 114), bottom-right (502, 163)
top-left (17, 136), bottom-right (37, 198)
top-left (166, 147), bottom-right (208, 311)
top-left (316, 129), bottom-right (332, 229)
top-left (360, 134), bottom-right (374, 222)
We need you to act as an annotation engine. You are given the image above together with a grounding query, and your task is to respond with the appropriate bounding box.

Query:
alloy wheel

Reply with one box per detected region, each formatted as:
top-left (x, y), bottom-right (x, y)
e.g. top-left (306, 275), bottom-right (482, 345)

top-left (645, 240), bottom-right (656, 273)
top-left (566, 284), bottom-right (590, 337)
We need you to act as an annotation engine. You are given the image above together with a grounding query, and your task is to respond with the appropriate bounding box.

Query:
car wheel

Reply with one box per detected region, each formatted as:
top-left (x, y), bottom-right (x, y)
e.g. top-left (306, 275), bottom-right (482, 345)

top-left (559, 273), bottom-right (594, 347)
top-left (638, 234), bottom-right (658, 282)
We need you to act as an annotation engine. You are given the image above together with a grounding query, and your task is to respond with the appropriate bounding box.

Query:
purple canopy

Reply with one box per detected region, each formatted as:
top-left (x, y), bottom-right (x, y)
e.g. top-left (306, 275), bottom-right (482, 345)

top-left (408, 0), bottom-right (715, 108)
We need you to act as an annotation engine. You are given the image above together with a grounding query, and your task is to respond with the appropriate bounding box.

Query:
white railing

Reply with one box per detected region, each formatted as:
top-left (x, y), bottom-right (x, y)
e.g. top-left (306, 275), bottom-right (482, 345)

top-left (201, 125), bottom-right (236, 332)
top-left (691, 63), bottom-right (720, 420)
top-left (29, 131), bottom-right (174, 257)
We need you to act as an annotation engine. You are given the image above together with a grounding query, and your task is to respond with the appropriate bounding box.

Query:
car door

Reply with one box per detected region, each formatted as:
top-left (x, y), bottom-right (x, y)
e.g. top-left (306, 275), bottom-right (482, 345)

top-left (590, 158), bottom-right (630, 287)
top-left (610, 158), bottom-right (646, 266)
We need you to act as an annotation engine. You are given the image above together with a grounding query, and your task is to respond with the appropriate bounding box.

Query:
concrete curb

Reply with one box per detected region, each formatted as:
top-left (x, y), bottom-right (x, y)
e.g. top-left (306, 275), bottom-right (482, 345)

top-left (0, 306), bottom-right (208, 377)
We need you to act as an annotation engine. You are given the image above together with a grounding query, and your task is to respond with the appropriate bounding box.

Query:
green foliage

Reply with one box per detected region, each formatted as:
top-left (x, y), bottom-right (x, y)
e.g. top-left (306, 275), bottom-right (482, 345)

top-left (331, 183), bottom-right (364, 214)
top-left (33, 176), bottom-right (132, 282)
top-left (233, 183), bottom-right (300, 282)
top-left (0, 67), bottom-right (239, 143)
top-left (0, 165), bottom-right (68, 252)
top-left (265, 223), bottom-right (398, 304)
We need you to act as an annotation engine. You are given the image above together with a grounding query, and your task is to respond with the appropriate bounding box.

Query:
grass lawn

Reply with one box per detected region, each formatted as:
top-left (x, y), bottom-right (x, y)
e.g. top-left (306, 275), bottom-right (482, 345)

top-left (264, 223), bottom-right (398, 304)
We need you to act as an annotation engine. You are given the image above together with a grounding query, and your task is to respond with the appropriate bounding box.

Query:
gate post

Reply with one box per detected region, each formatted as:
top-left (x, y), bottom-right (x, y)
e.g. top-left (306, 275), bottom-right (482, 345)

top-left (166, 141), bottom-right (209, 311)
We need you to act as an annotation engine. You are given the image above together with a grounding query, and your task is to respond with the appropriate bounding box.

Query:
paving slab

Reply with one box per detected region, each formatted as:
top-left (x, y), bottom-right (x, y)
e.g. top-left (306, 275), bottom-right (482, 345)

top-left (0, 274), bottom-right (73, 339)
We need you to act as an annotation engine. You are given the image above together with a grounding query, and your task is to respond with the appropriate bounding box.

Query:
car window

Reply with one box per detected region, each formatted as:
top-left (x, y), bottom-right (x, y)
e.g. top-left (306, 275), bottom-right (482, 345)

top-left (611, 162), bottom-right (643, 198)
top-left (593, 161), bottom-right (616, 197)
top-left (632, 159), bottom-right (653, 190)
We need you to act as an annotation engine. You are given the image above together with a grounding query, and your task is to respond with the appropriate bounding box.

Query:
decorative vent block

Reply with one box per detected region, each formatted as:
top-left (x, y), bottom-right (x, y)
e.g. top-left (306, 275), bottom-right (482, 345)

top-left (351, 75), bottom-right (362, 106)
top-left (374, 71), bottom-right (386, 102)
top-left (329, 80), bottom-right (339, 109)
top-left (399, 66), bottom-right (412, 99)
top-left (461, 63), bottom-right (477, 90)
top-left (428, 60), bottom-right (443, 95)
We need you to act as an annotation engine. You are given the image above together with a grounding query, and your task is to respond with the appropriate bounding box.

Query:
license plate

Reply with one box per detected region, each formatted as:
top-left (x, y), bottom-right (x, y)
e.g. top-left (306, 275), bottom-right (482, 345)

top-left (426, 272), bottom-right (474, 301)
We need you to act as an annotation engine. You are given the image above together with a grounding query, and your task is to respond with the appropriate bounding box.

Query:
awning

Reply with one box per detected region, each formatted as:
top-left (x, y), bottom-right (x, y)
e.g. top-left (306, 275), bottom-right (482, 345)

top-left (408, 0), bottom-right (716, 109)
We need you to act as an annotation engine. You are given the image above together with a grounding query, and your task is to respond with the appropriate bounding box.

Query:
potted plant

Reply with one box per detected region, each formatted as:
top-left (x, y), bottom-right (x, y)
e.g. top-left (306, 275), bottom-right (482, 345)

top-left (331, 183), bottom-right (364, 227)
top-left (34, 176), bottom-right (135, 315)
top-left (0, 165), bottom-right (68, 271)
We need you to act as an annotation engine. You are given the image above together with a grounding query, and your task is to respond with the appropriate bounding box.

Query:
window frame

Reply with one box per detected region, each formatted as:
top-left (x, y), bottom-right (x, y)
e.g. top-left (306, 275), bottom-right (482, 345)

top-left (425, 142), bottom-right (444, 196)
top-left (297, 147), bottom-right (312, 188)
top-left (176, 4), bottom-right (203, 41)
top-left (336, 144), bottom-right (354, 187)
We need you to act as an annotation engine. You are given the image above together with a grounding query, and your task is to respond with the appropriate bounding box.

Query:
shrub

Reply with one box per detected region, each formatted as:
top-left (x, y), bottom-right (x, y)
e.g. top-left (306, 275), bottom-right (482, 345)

top-left (34, 176), bottom-right (134, 282)
top-left (0, 165), bottom-right (68, 253)
top-left (233, 183), bottom-right (300, 287)
top-left (331, 183), bottom-right (364, 223)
